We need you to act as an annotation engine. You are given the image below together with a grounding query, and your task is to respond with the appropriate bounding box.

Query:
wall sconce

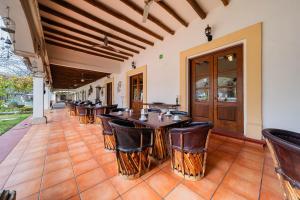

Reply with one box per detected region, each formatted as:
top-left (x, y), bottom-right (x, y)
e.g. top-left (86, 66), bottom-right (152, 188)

top-left (131, 61), bottom-right (136, 69)
top-left (205, 24), bottom-right (213, 42)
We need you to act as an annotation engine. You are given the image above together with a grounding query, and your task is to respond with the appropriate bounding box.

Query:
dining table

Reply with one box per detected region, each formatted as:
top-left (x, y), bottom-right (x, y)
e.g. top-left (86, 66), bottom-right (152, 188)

top-left (110, 111), bottom-right (191, 161)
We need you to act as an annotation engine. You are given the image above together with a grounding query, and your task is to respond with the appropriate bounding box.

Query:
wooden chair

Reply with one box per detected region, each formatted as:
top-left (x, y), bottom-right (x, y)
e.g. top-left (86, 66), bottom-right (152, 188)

top-left (110, 119), bottom-right (154, 179)
top-left (94, 107), bottom-right (106, 124)
top-left (0, 190), bottom-right (16, 200)
top-left (169, 122), bottom-right (213, 181)
top-left (263, 129), bottom-right (300, 200)
top-left (105, 104), bottom-right (118, 114)
top-left (69, 103), bottom-right (76, 116)
top-left (76, 106), bottom-right (88, 124)
top-left (99, 114), bottom-right (117, 151)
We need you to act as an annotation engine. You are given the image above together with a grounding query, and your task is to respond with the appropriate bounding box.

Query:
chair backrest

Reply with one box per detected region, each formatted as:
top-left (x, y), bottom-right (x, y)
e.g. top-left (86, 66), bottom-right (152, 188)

top-left (170, 110), bottom-right (189, 116)
top-left (263, 129), bottom-right (300, 188)
top-left (111, 108), bottom-right (125, 112)
top-left (94, 107), bottom-right (106, 116)
top-left (148, 108), bottom-right (161, 113)
top-left (76, 106), bottom-right (86, 115)
top-left (105, 104), bottom-right (118, 114)
top-left (99, 114), bottom-right (118, 135)
top-left (170, 122), bottom-right (213, 153)
top-left (110, 119), bottom-right (154, 152)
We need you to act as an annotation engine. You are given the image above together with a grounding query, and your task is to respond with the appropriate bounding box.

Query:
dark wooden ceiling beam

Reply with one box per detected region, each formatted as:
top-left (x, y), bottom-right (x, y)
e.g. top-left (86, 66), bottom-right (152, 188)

top-left (45, 39), bottom-right (124, 62)
top-left (186, 0), bottom-right (206, 19)
top-left (44, 33), bottom-right (128, 60)
top-left (41, 17), bottom-right (139, 54)
top-left (156, 1), bottom-right (188, 27)
top-left (119, 0), bottom-right (174, 35)
top-left (39, 4), bottom-right (146, 49)
top-left (50, 0), bottom-right (155, 45)
top-left (84, 0), bottom-right (164, 40)
top-left (43, 25), bottom-right (133, 57)
top-left (50, 64), bottom-right (108, 89)
top-left (220, 0), bottom-right (229, 6)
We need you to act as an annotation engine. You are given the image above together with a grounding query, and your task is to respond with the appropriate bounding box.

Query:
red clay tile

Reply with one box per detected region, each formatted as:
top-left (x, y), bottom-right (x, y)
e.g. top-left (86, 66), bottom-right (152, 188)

top-left (4, 177), bottom-right (41, 199)
top-left (73, 158), bottom-right (99, 176)
top-left (183, 178), bottom-right (217, 200)
top-left (122, 182), bottom-right (161, 200)
top-left (80, 180), bottom-right (119, 200)
top-left (165, 183), bottom-right (203, 200)
top-left (76, 167), bottom-right (107, 192)
top-left (146, 170), bottom-right (180, 197)
top-left (42, 167), bottom-right (74, 189)
top-left (5, 166), bottom-right (43, 187)
top-left (110, 175), bottom-right (143, 194)
top-left (43, 158), bottom-right (72, 174)
top-left (40, 179), bottom-right (78, 200)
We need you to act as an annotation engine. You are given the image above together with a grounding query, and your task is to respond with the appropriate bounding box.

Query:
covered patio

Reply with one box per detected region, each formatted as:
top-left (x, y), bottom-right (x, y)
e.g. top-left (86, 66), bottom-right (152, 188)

top-left (0, 109), bottom-right (282, 200)
top-left (0, 0), bottom-right (299, 199)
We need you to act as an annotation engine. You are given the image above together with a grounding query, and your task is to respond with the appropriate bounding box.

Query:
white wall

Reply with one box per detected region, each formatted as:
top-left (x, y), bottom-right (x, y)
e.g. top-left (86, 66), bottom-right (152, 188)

top-left (76, 0), bottom-right (300, 133)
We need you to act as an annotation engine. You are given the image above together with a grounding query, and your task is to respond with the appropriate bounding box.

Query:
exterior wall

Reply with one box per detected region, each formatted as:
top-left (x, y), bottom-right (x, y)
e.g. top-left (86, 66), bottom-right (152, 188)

top-left (75, 0), bottom-right (300, 136)
top-left (75, 76), bottom-right (120, 106)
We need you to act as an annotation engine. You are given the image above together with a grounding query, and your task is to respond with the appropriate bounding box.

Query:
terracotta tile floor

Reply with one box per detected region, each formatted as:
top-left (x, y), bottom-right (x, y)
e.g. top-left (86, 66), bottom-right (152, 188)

top-left (0, 109), bottom-right (284, 200)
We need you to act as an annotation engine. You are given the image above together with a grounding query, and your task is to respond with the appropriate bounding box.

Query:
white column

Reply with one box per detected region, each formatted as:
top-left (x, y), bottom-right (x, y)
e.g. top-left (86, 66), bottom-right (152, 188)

top-left (44, 86), bottom-right (51, 110)
top-left (32, 72), bottom-right (47, 124)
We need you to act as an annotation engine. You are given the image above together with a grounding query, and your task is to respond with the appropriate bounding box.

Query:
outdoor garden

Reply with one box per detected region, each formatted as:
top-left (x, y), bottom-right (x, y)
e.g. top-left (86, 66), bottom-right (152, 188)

top-left (0, 75), bottom-right (32, 135)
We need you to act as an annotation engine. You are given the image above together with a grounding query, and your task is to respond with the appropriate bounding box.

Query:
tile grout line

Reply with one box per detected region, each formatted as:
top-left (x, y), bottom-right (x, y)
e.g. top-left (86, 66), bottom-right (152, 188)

top-left (65, 114), bottom-right (84, 200)
top-left (209, 140), bottom-right (244, 200)
top-left (257, 148), bottom-right (267, 200)
top-left (37, 126), bottom-right (52, 200)
top-left (1, 126), bottom-right (37, 191)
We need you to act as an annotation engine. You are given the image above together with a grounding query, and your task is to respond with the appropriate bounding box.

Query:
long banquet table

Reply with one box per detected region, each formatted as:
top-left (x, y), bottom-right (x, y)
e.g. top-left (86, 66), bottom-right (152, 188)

top-left (110, 111), bottom-right (191, 161)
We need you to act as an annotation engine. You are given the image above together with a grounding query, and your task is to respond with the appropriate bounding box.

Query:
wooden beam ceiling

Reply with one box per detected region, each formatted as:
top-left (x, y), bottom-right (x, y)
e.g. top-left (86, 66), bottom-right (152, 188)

top-left (84, 0), bottom-right (164, 40)
top-left (43, 26), bottom-right (133, 57)
top-left (50, 64), bottom-right (109, 89)
top-left (156, 1), bottom-right (189, 27)
top-left (119, 0), bottom-right (175, 35)
top-left (41, 17), bottom-right (139, 54)
top-left (45, 39), bottom-right (124, 62)
top-left (39, 4), bottom-right (146, 49)
top-left (186, 0), bottom-right (206, 19)
top-left (220, 0), bottom-right (229, 6)
top-left (44, 33), bottom-right (128, 60)
top-left (50, 0), bottom-right (155, 45)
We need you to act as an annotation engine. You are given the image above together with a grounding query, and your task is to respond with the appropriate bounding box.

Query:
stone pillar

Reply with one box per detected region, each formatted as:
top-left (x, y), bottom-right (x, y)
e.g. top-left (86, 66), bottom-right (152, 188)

top-left (32, 71), bottom-right (47, 124)
top-left (44, 86), bottom-right (51, 110)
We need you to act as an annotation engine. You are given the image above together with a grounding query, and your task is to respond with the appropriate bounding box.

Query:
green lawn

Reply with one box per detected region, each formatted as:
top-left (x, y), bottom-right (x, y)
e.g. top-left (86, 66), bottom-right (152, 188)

top-left (0, 113), bottom-right (31, 135)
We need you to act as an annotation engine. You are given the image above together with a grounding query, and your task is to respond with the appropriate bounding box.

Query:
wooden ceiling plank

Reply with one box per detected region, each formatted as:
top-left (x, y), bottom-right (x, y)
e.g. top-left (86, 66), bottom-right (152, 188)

top-left (50, 64), bottom-right (108, 89)
top-left (43, 25), bottom-right (133, 57)
top-left (119, 0), bottom-right (174, 35)
top-left (221, 0), bottom-right (229, 6)
top-left (50, 0), bottom-right (155, 45)
top-left (156, 1), bottom-right (189, 27)
top-left (44, 33), bottom-right (128, 60)
top-left (186, 0), bottom-right (206, 19)
top-left (84, 0), bottom-right (164, 40)
top-left (41, 17), bottom-right (139, 54)
top-left (45, 39), bottom-right (124, 62)
top-left (39, 4), bottom-right (146, 49)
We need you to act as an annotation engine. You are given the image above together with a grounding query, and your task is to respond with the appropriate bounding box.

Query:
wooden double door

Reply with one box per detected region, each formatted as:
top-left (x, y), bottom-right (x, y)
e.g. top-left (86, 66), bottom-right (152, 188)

top-left (130, 73), bottom-right (143, 111)
top-left (190, 45), bottom-right (244, 136)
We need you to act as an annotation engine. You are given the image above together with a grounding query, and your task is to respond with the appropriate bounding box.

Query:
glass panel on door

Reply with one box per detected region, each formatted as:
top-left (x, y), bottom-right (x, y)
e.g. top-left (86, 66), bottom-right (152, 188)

top-left (195, 61), bottom-right (210, 101)
top-left (217, 53), bottom-right (237, 102)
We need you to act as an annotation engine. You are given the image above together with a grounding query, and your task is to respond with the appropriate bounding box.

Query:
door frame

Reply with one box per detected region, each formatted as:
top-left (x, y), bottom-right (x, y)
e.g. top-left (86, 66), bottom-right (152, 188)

top-left (189, 44), bottom-right (244, 136)
top-left (180, 23), bottom-right (262, 140)
top-left (106, 82), bottom-right (112, 105)
top-left (188, 42), bottom-right (246, 135)
top-left (104, 77), bottom-right (114, 105)
top-left (126, 65), bottom-right (147, 108)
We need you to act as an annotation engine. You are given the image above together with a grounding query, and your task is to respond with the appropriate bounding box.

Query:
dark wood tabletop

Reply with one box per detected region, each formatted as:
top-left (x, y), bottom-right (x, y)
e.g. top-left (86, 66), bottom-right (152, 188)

top-left (110, 111), bottom-right (190, 129)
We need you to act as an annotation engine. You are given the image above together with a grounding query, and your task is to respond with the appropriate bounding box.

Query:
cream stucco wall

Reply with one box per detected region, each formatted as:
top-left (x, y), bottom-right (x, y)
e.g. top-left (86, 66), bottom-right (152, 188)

top-left (75, 0), bottom-right (300, 139)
